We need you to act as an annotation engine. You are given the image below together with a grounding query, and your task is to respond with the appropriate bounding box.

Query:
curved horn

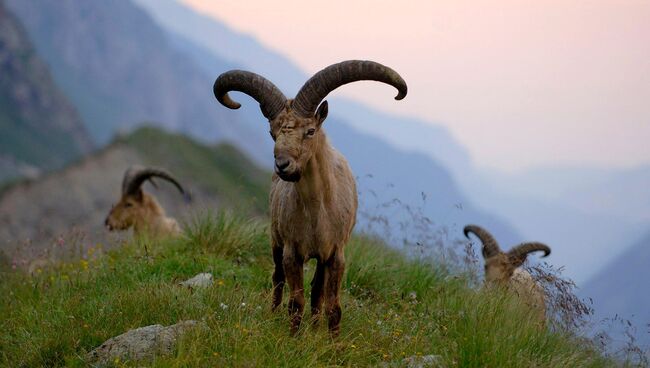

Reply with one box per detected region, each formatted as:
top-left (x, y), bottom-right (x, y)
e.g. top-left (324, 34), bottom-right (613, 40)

top-left (508, 242), bottom-right (551, 261)
top-left (463, 225), bottom-right (501, 258)
top-left (122, 166), bottom-right (187, 199)
top-left (293, 60), bottom-right (408, 117)
top-left (213, 70), bottom-right (287, 120)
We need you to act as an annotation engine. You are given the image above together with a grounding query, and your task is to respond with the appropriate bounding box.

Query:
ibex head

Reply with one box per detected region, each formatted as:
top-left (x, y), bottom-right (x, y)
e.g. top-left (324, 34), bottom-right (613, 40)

top-left (463, 225), bottom-right (551, 283)
top-left (105, 166), bottom-right (187, 231)
top-left (213, 60), bottom-right (407, 182)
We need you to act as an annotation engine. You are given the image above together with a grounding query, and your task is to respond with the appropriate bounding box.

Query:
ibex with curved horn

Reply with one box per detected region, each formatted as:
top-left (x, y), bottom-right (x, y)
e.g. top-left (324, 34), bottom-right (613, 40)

top-left (464, 224), bottom-right (551, 322)
top-left (214, 60), bottom-right (407, 335)
top-left (105, 166), bottom-right (189, 237)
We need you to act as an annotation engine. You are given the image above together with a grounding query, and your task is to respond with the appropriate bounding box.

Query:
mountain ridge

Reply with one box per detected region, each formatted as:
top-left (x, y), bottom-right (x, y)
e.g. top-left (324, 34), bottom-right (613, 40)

top-left (0, 0), bottom-right (92, 182)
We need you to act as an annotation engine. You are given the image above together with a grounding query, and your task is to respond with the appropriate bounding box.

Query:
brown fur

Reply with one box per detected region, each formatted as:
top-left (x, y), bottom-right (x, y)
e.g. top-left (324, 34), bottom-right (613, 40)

top-left (269, 101), bottom-right (358, 336)
top-left (105, 190), bottom-right (180, 238)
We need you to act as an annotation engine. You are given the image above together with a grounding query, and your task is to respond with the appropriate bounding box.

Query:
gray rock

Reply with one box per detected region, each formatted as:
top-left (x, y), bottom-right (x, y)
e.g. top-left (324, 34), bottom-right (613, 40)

top-left (403, 354), bottom-right (443, 368)
top-left (179, 272), bottom-right (213, 289)
top-left (85, 320), bottom-right (205, 365)
top-left (380, 354), bottom-right (444, 368)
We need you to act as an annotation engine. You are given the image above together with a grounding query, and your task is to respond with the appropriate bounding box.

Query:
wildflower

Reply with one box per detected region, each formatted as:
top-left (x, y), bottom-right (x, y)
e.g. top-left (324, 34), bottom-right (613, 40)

top-left (351, 344), bottom-right (357, 349)
top-left (220, 303), bottom-right (228, 310)
top-left (213, 352), bottom-right (219, 357)
top-left (217, 280), bottom-right (225, 286)
top-left (80, 260), bottom-right (89, 271)
top-left (241, 302), bottom-right (246, 307)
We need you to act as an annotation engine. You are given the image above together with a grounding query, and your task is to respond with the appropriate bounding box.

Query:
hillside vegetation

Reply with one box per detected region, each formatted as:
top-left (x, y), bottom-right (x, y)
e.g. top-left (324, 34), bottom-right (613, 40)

top-left (0, 212), bottom-right (614, 367)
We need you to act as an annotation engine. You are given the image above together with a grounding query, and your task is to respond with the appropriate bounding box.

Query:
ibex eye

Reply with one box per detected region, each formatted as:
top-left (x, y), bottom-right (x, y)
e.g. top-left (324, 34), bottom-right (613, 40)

top-left (306, 128), bottom-right (316, 136)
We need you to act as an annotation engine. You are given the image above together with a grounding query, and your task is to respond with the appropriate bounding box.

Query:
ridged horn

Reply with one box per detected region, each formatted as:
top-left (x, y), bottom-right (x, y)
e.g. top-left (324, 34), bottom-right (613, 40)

top-left (213, 70), bottom-right (287, 120)
top-left (463, 225), bottom-right (501, 258)
top-left (122, 166), bottom-right (188, 200)
top-left (508, 242), bottom-right (551, 261)
top-left (292, 60), bottom-right (407, 117)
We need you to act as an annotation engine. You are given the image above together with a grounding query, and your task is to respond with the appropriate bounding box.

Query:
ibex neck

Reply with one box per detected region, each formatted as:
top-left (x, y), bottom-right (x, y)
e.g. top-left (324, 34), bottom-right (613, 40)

top-left (295, 132), bottom-right (334, 207)
top-left (133, 194), bottom-right (167, 234)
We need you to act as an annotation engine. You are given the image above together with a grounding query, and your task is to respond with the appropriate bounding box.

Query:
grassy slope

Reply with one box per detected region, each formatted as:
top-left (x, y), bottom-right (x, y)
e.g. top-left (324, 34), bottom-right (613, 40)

top-left (119, 126), bottom-right (270, 214)
top-left (0, 212), bottom-right (612, 367)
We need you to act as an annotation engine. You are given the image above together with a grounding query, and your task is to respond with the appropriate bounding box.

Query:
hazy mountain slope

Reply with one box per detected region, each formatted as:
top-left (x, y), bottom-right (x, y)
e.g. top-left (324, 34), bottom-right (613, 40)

top-left (582, 231), bottom-right (650, 345)
top-left (5, 0), bottom-right (268, 165)
top-left (0, 0), bottom-right (92, 182)
top-left (132, 0), bottom-right (306, 95)
top-left (481, 165), bottom-right (650, 224)
top-left (0, 127), bottom-right (269, 257)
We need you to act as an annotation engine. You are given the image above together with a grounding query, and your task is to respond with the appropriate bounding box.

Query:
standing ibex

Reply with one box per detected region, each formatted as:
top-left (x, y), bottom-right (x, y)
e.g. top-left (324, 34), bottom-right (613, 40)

top-left (105, 166), bottom-right (189, 238)
top-left (213, 60), bottom-right (407, 335)
top-left (464, 225), bottom-right (551, 322)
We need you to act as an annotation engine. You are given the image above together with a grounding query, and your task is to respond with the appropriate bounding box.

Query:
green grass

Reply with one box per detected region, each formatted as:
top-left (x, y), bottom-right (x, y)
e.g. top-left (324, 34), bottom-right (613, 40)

top-left (0, 212), bottom-right (613, 367)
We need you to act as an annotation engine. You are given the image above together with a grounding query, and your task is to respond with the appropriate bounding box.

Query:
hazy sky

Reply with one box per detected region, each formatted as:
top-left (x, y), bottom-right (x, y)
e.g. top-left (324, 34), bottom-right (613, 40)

top-left (182, 0), bottom-right (650, 171)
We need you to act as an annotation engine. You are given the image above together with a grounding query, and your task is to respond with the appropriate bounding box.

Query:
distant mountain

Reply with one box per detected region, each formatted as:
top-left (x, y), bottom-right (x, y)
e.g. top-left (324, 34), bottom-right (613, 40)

top-left (5, 0), bottom-right (269, 165)
top-left (481, 165), bottom-right (650, 224)
top-left (582, 231), bottom-right (650, 346)
top-left (0, 127), bottom-right (269, 256)
top-left (132, 0), bottom-right (307, 96)
top-left (0, 0), bottom-right (92, 183)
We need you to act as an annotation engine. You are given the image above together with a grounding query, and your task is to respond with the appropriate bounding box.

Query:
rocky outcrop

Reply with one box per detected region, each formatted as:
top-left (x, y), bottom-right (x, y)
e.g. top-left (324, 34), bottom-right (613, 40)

top-left (85, 320), bottom-right (206, 365)
top-left (179, 273), bottom-right (214, 289)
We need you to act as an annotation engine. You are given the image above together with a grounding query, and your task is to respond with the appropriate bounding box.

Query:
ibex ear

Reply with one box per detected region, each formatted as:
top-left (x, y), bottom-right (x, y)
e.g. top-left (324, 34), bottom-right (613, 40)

top-left (315, 100), bottom-right (328, 126)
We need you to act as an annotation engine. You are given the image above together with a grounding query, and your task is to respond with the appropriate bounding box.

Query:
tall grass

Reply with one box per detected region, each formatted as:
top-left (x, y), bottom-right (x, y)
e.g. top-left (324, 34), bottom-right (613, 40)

top-left (0, 211), bottom-right (619, 367)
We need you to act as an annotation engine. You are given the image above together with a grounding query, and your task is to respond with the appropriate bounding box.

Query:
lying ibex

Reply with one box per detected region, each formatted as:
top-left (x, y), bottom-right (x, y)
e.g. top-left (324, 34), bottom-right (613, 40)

top-left (464, 225), bottom-right (551, 322)
top-left (214, 60), bottom-right (407, 335)
top-left (105, 166), bottom-right (188, 237)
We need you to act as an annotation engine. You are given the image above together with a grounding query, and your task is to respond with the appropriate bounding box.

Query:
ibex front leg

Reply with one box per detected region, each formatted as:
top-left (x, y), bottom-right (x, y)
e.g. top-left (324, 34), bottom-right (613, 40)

top-left (283, 247), bottom-right (304, 335)
top-left (310, 261), bottom-right (326, 325)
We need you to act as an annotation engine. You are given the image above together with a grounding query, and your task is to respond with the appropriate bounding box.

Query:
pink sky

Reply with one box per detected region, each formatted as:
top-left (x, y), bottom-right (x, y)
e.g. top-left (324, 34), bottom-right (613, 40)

top-left (182, 0), bottom-right (650, 171)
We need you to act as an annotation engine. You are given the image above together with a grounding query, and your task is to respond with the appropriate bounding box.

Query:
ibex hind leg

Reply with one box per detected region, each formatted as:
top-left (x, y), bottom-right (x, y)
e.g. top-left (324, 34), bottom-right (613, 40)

top-left (324, 251), bottom-right (345, 337)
